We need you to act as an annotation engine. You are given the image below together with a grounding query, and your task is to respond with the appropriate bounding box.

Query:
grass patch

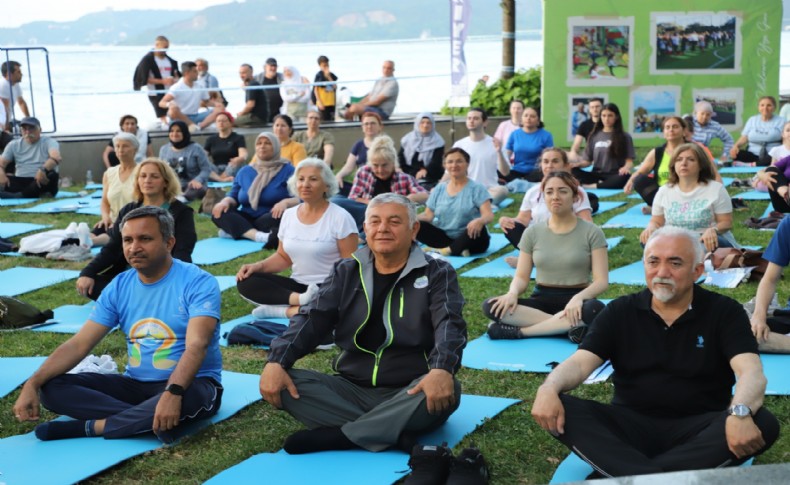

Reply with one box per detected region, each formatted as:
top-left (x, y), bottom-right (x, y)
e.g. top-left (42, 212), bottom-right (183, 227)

top-left (1, 153), bottom-right (789, 483)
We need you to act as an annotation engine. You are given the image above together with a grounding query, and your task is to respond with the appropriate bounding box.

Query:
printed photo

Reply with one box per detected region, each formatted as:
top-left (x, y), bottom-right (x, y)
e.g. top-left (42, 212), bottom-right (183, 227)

top-left (567, 17), bottom-right (634, 87)
top-left (692, 88), bottom-right (743, 129)
top-left (565, 94), bottom-right (609, 140)
top-left (630, 86), bottom-right (681, 137)
top-left (650, 12), bottom-right (741, 74)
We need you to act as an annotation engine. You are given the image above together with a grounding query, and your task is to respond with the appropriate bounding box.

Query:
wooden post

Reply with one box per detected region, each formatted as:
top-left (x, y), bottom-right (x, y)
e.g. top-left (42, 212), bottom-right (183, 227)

top-left (501, 0), bottom-right (515, 79)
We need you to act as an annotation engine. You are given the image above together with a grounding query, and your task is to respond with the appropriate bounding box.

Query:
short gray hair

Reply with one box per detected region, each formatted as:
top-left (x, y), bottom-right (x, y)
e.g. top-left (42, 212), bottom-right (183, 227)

top-left (120, 206), bottom-right (175, 242)
top-left (113, 131), bottom-right (140, 150)
top-left (694, 101), bottom-right (713, 114)
top-left (365, 193), bottom-right (417, 227)
top-left (644, 226), bottom-right (704, 265)
top-left (287, 157), bottom-right (339, 199)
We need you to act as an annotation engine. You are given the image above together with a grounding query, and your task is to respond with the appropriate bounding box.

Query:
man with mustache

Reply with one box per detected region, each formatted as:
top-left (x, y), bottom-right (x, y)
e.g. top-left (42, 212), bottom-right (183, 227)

top-left (0, 117), bottom-right (60, 198)
top-left (532, 226), bottom-right (779, 478)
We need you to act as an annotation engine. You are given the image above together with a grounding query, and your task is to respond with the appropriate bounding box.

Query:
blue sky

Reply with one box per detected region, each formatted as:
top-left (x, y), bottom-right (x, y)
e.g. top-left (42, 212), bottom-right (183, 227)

top-left (0, 0), bottom-right (234, 28)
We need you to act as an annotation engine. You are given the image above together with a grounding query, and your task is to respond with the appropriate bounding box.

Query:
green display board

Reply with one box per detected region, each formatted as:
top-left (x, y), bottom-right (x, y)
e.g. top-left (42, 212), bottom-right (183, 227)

top-left (541, 0), bottom-right (782, 148)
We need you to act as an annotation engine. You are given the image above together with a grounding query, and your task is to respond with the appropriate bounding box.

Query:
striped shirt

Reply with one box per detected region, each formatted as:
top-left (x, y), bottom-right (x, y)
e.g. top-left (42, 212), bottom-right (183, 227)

top-left (692, 119), bottom-right (734, 155)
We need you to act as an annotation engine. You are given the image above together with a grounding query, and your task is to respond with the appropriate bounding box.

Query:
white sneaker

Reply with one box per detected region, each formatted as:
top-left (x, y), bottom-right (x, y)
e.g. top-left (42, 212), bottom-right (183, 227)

top-left (254, 231), bottom-right (270, 244)
top-left (65, 222), bottom-right (78, 235)
top-left (218, 229), bottom-right (232, 239)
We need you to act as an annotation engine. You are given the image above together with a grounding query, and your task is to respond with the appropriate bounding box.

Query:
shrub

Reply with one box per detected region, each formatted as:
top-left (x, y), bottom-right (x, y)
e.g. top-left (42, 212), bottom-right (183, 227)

top-left (440, 66), bottom-right (542, 116)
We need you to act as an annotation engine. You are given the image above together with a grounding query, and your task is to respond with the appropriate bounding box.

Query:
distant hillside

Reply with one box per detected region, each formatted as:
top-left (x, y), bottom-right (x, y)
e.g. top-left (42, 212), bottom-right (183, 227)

top-left (0, 0), bottom-right (541, 46)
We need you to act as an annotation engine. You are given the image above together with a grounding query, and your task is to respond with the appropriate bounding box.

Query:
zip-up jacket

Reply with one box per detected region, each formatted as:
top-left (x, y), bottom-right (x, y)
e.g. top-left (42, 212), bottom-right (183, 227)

top-left (268, 243), bottom-right (467, 388)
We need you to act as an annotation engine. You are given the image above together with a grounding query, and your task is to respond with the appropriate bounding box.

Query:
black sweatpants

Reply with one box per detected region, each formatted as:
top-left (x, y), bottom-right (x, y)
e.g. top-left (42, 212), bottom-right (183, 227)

top-left (237, 272), bottom-right (306, 306)
top-left (554, 394), bottom-right (780, 478)
top-left (632, 173), bottom-right (659, 206)
top-left (212, 210), bottom-right (280, 248)
top-left (572, 167), bottom-right (629, 189)
top-left (416, 221), bottom-right (490, 256)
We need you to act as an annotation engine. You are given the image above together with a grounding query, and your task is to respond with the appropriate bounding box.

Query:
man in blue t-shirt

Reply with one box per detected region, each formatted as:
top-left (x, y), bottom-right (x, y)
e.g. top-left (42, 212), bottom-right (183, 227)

top-left (13, 206), bottom-right (223, 443)
top-left (750, 216), bottom-right (790, 352)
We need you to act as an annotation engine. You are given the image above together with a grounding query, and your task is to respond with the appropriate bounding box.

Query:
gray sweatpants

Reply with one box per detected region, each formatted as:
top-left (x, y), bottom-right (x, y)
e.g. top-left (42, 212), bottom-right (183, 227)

top-left (281, 368), bottom-right (461, 452)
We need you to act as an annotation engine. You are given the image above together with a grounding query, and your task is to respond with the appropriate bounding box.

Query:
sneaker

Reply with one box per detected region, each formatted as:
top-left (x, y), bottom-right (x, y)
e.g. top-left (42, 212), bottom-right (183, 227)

top-left (217, 229), bottom-right (232, 239)
top-left (486, 322), bottom-right (524, 340)
top-left (403, 442), bottom-right (454, 485)
top-left (446, 446), bottom-right (490, 485)
top-left (567, 323), bottom-right (589, 344)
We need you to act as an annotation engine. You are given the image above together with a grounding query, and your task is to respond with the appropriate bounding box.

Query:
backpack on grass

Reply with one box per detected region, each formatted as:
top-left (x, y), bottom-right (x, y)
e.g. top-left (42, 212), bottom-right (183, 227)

top-left (0, 296), bottom-right (53, 329)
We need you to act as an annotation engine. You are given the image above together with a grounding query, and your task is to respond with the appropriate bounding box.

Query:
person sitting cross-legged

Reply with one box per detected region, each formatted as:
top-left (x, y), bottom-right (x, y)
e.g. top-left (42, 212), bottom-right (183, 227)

top-left (532, 226), bottom-right (780, 478)
top-left (14, 206), bottom-right (223, 444)
top-left (260, 193), bottom-right (467, 454)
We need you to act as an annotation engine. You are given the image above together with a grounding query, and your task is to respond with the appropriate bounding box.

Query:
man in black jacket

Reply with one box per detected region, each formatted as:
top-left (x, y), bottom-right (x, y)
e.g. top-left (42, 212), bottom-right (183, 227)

top-left (260, 193), bottom-right (467, 454)
top-left (133, 36), bottom-right (180, 127)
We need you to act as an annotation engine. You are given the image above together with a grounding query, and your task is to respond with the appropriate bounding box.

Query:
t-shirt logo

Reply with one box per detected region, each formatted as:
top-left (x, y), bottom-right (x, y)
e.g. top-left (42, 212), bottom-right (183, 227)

top-left (696, 335), bottom-right (705, 349)
top-left (414, 276), bottom-right (428, 289)
top-left (128, 318), bottom-right (178, 370)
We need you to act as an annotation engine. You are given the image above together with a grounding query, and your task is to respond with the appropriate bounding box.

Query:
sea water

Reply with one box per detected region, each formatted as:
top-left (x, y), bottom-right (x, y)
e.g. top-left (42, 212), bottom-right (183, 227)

top-left (8, 32), bottom-right (790, 134)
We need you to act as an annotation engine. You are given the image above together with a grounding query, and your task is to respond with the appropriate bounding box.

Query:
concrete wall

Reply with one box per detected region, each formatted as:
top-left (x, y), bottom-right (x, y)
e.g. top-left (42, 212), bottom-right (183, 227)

top-left (54, 115), bottom-right (496, 183)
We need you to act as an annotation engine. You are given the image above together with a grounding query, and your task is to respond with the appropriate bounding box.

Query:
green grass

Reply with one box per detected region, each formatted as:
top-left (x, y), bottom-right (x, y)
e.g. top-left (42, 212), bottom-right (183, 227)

top-left (1, 155), bottom-right (789, 483)
top-left (656, 43), bottom-right (735, 70)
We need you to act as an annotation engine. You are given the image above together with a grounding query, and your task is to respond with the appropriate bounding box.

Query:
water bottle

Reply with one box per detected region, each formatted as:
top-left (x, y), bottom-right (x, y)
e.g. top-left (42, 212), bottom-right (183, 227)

top-left (86, 169), bottom-right (93, 185)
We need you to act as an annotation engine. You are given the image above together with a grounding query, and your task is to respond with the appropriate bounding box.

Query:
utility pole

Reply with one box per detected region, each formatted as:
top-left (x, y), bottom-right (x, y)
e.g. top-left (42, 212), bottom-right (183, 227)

top-left (501, 0), bottom-right (515, 79)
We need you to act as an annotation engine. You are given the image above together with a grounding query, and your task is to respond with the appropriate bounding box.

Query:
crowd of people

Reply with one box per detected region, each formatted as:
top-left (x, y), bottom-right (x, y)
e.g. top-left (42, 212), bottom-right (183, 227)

top-left (5, 35), bottom-right (790, 484)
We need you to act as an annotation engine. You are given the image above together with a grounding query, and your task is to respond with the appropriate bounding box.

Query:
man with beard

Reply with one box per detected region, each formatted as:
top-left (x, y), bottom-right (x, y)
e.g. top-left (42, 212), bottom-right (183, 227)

top-left (532, 226), bottom-right (779, 478)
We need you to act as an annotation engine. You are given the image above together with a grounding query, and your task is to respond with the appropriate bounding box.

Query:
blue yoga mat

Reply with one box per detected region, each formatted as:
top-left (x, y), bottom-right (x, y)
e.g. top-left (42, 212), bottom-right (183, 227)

top-left (33, 302), bottom-right (96, 334)
top-left (12, 195), bottom-right (101, 214)
top-left (76, 206), bottom-right (103, 216)
top-left (608, 261), bottom-right (646, 286)
top-left (0, 267), bottom-right (80, 296)
top-left (0, 222), bottom-right (51, 238)
top-left (586, 188), bottom-right (624, 199)
top-left (734, 190), bottom-right (771, 200)
top-left (721, 177), bottom-right (735, 187)
top-left (461, 237), bottom-right (623, 279)
top-left (602, 203), bottom-right (651, 228)
top-left (192, 238), bottom-right (264, 266)
top-left (0, 357), bottom-right (47, 398)
top-left (0, 370), bottom-right (262, 485)
top-left (433, 232), bottom-right (511, 270)
top-left (0, 190), bottom-right (79, 207)
top-left (549, 453), bottom-right (752, 483)
top-left (718, 166), bottom-right (761, 174)
top-left (762, 353), bottom-right (790, 395)
top-left (219, 314), bottom-right (289, 348)
top-left (215, 275), bottom-right (239, 292)
top-left (463, 335), bottom-right (578, 372)
top-left (205, 394), bottom-right (520, 485)
top-left (208, 181), bottom-right (234, 188)
top-left (593, 201), bottom-right (626, 215)
top-left (491, 198), bottom-right (515, 213)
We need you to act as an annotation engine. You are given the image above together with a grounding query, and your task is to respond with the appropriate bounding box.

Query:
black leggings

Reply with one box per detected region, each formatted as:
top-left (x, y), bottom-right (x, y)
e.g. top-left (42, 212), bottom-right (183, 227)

top-left (632, 173), bottom-right (659, 206)
top-left (501, 169), bottom-right (543, 183)
top-left (572, 167), bottom-right (629, 189)
top-left (237, 273), bottom-right (307, 306)
top-left (416, 221), bottom-right (490, 256)
top-left (765, 166), bottom-right (790, 213)
top-left (482, 285), bottom-right (582, 319)
top-left (2, 173), bottom-right (59, 198)
top-left (212, 210), bottom-right (280, 248)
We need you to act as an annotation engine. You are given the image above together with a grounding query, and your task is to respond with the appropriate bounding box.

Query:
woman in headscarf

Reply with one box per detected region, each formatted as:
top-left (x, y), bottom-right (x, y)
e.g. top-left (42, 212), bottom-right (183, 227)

top-left (279, 66), bottom-right (311, 122)
top-left (398, 112), bottom-right (445, 189)
top-left (211, 132), bottom-right (295, 247)
top-left (158, 120), bottom-right (211, 201)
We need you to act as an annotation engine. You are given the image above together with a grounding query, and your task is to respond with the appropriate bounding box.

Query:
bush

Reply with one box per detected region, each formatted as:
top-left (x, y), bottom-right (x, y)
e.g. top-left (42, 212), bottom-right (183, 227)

top-left (440, 66), bottom-right (542, 116)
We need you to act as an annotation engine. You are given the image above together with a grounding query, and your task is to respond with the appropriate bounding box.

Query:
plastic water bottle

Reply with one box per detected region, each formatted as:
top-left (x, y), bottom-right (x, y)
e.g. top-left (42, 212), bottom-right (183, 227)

top-left (86, 169), bottom-right (93, 185)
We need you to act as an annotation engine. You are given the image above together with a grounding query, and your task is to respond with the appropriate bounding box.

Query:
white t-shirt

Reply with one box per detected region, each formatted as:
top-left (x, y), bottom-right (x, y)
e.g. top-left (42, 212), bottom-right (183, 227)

top-left (652, 181), bottom-right (732, 234)
top-left (518, 184), bottom-right (592, 224)
top-left (278, 203), bottom-right (358, 285)
top-left (453, 135), bottom-right (499, 189)
top-left (147, 56), bottom-right (175, 93)
top-left (0, 78), bottom-right (22, 102)
top-left (768, 144), bottom-right (790, 161)
top-left (168, 79), bottom-right (208, 116)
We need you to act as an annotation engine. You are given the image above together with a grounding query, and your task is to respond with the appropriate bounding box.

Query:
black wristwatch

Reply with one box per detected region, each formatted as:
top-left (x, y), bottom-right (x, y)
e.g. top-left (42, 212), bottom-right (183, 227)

top-left (165, 383), bottom-right (185, 396)
top-left (728, 403), bottom-right (752, 418)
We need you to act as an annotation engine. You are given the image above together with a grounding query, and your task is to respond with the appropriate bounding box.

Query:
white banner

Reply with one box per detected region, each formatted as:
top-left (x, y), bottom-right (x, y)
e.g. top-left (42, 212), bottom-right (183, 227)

top-left (449, 0), bottom-right (471, 107)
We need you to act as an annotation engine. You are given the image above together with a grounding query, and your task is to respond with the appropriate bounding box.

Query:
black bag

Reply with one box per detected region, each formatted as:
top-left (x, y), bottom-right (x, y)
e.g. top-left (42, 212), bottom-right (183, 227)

top-left (225, 320), bottom-right (287, 347)
top-left (0, 296), bottom-right (54, 329)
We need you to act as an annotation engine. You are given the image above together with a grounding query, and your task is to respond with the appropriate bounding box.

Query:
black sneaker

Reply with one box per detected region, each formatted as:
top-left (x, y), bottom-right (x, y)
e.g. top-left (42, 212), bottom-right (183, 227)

top-left (486, 322), bottom-right (524, 340)
top-left (403, 442), bottom-right (453, 485)
top-left (581, 299), bottom-right (605, 327)
top-left (568, 323), bottom-right (589, 344)
top-left (446, 446), bottom-right (490, 485)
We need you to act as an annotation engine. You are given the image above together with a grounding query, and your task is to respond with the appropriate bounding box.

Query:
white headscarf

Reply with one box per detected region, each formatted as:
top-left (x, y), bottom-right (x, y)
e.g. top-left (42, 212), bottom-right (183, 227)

top-left (400, 112), bottom-right (445, 167)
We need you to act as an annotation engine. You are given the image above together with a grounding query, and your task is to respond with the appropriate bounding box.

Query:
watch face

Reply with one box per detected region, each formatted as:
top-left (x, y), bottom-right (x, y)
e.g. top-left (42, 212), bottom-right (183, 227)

top-left (731, 404), bottom-right (750, 417)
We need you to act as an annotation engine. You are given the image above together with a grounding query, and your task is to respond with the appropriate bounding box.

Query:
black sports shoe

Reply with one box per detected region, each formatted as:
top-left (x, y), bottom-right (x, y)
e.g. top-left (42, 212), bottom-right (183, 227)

top-left (581, 299), bottom-right (605, 327)
top-left (446, 446), bottom-right (490, 485)
top-left (403, 442), bottom-right (454, 485)
top-left (486, 322), bottom-right (524, 340)
top-left (567, 323), bottom-right (589, 344)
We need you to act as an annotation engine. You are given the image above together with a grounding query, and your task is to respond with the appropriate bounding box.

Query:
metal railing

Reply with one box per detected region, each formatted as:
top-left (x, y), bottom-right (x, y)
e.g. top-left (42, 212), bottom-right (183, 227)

top-left (0, 47), bottom-right (56, 133)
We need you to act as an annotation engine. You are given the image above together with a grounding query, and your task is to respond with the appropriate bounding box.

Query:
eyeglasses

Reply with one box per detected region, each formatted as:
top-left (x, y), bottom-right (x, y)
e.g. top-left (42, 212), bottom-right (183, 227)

top-left (362, 122), bottom-right (379, 126)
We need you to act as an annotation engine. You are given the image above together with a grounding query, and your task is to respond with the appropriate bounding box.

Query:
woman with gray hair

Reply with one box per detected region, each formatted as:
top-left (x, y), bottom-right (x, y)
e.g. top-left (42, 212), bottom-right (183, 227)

top-left (212, 132), bottom-right (295, 247)
top-left (236, 158), bottom-right (358, 319)
top-left (102, 114), bottom-right (152, 168)
top-left (332, 134), bottom-right (428, 233)
top-left (91, 131), bottom-right (140, 246)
